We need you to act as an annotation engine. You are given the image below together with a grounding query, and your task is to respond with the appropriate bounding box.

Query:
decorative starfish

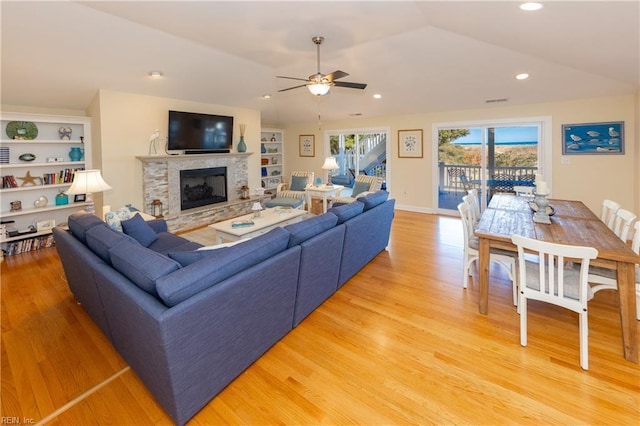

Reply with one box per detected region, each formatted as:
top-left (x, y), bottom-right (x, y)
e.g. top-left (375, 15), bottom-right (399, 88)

top-left (17, 171), bottom-right (39, 186)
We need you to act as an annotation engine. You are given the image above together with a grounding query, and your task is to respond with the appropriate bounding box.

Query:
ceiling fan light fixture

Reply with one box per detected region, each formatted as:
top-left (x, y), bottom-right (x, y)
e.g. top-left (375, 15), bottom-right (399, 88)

top-left (307, 82), bottom-right (331, 96)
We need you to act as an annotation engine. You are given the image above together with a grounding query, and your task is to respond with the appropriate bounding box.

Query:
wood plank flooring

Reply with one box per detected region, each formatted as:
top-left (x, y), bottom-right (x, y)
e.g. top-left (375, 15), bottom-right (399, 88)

top-left (2, 210), bottom-right (639, 424)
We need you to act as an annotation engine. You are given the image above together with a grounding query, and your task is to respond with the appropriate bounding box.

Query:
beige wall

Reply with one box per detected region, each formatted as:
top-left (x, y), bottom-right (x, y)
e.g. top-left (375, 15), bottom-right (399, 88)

top-left (3, 91), bottom-right (638, 219)
top-left (284, 94), bottom-right (638, 216)
top-left (91, 90), bottom-right (261, 213)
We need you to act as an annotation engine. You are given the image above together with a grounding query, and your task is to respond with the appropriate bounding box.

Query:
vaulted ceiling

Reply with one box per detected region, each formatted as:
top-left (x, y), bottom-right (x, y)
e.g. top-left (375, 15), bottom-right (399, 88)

top-left (2, 1), bottom-right (638, 125)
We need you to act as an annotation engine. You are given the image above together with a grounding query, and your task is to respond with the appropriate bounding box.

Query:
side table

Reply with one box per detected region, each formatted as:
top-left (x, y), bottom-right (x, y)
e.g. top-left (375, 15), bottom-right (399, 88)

top-left (304, 184), bottom-right (344, 214)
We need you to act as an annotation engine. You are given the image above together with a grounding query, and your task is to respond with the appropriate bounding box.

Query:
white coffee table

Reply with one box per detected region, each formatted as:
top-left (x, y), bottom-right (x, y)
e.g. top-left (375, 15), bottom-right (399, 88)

top-left (208, 207), bottom-right (308, 244)
top-left (304, 184), bottom-right (344, 214)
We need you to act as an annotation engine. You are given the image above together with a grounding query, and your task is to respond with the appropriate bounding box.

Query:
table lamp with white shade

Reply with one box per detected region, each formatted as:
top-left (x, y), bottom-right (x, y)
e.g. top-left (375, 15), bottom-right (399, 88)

top-left (65, 169), bottom-right (112, 214)
top-left (321, 156), bottom-right (339, 186)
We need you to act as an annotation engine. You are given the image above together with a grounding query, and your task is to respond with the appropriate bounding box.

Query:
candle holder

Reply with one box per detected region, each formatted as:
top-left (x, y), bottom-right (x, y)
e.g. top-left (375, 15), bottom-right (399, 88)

top-left (532, 191), bottom-right (551, 224)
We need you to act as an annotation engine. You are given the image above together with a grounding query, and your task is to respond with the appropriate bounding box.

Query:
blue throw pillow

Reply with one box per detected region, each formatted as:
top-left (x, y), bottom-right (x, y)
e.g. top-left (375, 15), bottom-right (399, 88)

top-left (121, 213), bottom-right (158, 247)
top-left (351, 181), bottom-right (371, 198)
top-left (290, 175), bottom-right (308, 191)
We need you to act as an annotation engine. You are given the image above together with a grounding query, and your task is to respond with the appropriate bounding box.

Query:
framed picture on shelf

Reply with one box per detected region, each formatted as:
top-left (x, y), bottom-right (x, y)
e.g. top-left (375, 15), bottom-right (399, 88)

top-left (561, 121), bottom-right (624, 155)
top-left (398, 129), bottom-right (423, 158)
top-left (299, 135), bottom-right (315, 157)
top-left (74, 194), bottom-right (86, 202)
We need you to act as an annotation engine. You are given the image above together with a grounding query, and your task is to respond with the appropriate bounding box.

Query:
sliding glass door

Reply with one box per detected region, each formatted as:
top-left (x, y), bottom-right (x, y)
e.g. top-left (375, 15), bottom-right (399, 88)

top-left (434, 118), bottom-right (551, 213)
top-left (327, 128), bottom-right (388, 190)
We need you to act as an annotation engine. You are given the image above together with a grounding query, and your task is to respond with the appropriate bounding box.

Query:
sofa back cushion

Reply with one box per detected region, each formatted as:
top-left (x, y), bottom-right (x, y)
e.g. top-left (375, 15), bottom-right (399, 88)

top-left (156, 227), bottom-right (291, 307)
top-left (327, 201), bottom-right (364, 224)
top-left (68, 212), bottom-right (105, 244)
top-left (86, 223), bottom-right (140, 263)
top-left (357, 190), bottom-right (389, 211)
top-left (284, 213), bottom-right (338, 247)
top-left (109, 238), bottom-right (181, 296)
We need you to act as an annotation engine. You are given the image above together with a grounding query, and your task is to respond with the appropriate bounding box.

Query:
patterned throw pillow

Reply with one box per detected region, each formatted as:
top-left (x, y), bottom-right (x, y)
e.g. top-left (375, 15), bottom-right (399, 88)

top-left (104, 207), bottom-right (132, 232)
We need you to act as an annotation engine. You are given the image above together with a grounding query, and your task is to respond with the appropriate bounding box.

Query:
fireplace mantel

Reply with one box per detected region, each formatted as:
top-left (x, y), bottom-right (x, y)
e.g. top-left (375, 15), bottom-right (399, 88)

top-left (137, 152), bottom-right (256, 232)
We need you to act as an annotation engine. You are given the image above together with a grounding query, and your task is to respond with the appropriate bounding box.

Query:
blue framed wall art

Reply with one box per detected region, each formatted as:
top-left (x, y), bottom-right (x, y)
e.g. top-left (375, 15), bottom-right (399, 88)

top-left (562, 121), bottom-right (624, 155)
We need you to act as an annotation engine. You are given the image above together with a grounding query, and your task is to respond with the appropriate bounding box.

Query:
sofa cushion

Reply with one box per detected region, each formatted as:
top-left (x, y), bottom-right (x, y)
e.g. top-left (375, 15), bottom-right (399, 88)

top-left (168, 248), bottom-right (227, 267)
top-left (284, 213), bottom-right (338, 247)
top-left (290, 175), bottom-right (308, 191)
top-left (156, 227), bottom-right (291, 307)
top-left (148, 233), bottom-right (202, 256)
top-left (85, 223), bottom-right (140, 263)
top-left (121, 213), bottom-right (158, 247)
top-left (109, 238), bottom-right (181, 295)
top-left (357, 190), bottom-right (389, 211)
top-left (68, 212), bottom-right (105, 244)
top-left (327, 201), bottom-right (364, 224)
top-left (351, 181), bottom-right (371, 198)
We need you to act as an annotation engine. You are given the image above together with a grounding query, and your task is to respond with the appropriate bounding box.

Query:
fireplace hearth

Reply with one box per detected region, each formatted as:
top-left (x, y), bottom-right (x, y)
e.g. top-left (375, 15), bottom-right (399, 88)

top-left (180, 167), bottom-right (227, 210)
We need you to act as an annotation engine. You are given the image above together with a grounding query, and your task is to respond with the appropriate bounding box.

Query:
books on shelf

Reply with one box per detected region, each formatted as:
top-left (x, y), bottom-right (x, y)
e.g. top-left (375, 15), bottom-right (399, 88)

top-left (231, 220), bottom-right (254, 228)
top-left (1, 167), bottom-right (84, 188)
top-left (1, 234), bottom-right (55, 256)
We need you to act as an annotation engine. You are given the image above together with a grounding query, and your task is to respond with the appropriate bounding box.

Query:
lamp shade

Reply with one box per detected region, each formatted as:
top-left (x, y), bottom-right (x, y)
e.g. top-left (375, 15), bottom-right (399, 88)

top-left (321, 157), bottom-right (339, 170)
top-left (65, 169), bottom-right (112, 195)
top-left (307, 83), bottom-right (330, 96)
top-left (251, 202), bottom-right (263, 211)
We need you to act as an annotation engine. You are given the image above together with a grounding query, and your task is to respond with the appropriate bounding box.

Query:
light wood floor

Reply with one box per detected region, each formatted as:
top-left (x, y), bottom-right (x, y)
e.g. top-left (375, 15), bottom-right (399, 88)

top-left (2, 211), bottom-right (639, 424)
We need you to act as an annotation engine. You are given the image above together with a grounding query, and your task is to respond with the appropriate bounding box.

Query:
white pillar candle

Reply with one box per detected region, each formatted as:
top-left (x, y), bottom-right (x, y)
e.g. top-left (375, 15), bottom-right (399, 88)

top-left (535, 172), bottom-right (544, 185)
top-left (536, 181), bottom-right (548, 195)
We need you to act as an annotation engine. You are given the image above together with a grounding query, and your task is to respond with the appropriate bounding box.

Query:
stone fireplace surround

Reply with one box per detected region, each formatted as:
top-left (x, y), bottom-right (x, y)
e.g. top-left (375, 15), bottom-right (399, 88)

top-left (137, 153), bottom-right (266, 232)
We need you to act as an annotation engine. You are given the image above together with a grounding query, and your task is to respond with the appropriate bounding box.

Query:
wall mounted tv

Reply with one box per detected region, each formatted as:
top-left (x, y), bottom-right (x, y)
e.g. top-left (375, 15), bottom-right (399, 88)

top-left (168, 110), bottom-right (234, 154)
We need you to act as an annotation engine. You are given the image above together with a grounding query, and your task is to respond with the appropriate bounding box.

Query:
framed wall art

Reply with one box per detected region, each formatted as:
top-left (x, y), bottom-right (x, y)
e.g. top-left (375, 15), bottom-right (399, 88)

top-left (398, 129), bottom-right (423, 158)
top-left (561, 121), bottom-right (624, 155)
top-left (299, 134), bottom-right (315, 157)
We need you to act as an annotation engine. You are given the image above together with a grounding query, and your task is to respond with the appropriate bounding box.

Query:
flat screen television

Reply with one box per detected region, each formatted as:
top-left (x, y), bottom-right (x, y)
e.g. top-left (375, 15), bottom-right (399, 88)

top-left (167, 110), bottom-right (233, 154)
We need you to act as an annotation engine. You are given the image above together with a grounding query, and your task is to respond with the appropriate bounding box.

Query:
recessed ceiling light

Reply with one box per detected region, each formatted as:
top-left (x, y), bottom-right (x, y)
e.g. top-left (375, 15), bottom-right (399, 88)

top-left (373, 93), bottom-right (382, 99)
top-left (515, 73), bottom-right (530, 80)
top-left (148, 71), bottom-right (163, 79)
top-left (261, 94), bottom-right (272, 99)
top-left (520, 2), bottom-right (543, 11)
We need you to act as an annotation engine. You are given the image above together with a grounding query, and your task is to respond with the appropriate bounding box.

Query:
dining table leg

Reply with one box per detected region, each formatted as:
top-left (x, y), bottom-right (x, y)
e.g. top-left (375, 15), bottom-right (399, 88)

top-left (479, 237), bottom-right (490, 315)
top-left (616, 261), bottom-right (638, 363)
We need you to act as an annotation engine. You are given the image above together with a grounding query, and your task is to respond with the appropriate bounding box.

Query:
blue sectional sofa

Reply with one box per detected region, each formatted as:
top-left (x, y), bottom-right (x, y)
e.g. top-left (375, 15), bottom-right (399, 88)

top-left (53, 190), bottom-right (395, 425)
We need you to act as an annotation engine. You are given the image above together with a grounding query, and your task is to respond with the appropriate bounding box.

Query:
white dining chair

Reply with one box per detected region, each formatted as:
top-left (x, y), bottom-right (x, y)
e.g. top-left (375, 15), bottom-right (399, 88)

top-left (511, 234), bottom-right (598, 370)
top-left (513, 186), bottom-right (534, 197)
top-left (458, 201), bottom-right (518, 304)
top-left (466, 189), bottom-right (481, 224)
top-left (610, 208), bottom-right (636, 242)
top-left (601, 199), bottom-right (621, 230)
top-left (585, 221), bottom-right (640, 320)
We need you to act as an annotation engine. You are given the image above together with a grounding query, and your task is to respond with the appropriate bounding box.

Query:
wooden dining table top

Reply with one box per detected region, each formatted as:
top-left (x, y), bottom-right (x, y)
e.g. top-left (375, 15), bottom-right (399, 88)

top-left (474, 194), bottom-right (639, 363)
top-left (475, 194), bottom-right (639, 266)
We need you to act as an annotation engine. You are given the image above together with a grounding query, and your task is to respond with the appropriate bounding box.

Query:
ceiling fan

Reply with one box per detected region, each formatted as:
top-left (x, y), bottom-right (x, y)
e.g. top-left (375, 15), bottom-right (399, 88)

top-left (277, 36), bottom-right (367, 96)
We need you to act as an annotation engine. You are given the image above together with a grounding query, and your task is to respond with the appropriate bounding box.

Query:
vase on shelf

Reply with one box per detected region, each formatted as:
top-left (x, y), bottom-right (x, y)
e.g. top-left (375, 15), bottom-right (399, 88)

top-left (237, 136), bottom-right (247, 153)
top-left (69, 147), bottom-right (84, 162)
top-left (261, 143), bottom-right (266, 154)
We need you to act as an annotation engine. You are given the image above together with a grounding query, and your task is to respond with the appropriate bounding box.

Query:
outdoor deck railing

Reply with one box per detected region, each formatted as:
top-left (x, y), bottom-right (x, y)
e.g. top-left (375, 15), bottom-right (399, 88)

top-left (439, 162), bottom-right (537, 192)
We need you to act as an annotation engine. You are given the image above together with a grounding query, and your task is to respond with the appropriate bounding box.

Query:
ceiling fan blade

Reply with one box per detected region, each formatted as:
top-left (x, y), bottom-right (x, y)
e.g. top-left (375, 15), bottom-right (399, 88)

top-left (325, 70), bottom-right (349, 82)
top-left (333, 81), bottom-right (367, 90)
top-left (278, 84), bottom-right (308, 92)
top-left (276, 76), bottom-right (310, 82)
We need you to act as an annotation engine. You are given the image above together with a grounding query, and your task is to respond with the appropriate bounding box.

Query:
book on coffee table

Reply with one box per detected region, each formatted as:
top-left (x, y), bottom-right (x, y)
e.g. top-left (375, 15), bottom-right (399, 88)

top-left (231, 220), bottom-right (255, 228)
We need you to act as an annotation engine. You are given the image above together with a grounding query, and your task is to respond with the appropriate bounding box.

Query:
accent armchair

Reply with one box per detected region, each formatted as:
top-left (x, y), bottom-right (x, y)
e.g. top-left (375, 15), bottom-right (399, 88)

top-left (332, 175), bottom-right (383, 205)
top-left (275, 171), bottom-right (314, 209)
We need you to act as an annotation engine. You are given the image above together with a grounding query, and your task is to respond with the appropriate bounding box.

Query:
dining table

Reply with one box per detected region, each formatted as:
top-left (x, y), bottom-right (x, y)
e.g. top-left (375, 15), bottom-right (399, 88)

top-left (474, 194), bottom-right (639, 363)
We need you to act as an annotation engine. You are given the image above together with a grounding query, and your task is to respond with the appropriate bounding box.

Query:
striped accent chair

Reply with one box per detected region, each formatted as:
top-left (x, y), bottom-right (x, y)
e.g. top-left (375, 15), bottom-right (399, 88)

top-left (332, 175), bottom-right (384, 205)
top-left (276, 171), bottom-right (314, 209)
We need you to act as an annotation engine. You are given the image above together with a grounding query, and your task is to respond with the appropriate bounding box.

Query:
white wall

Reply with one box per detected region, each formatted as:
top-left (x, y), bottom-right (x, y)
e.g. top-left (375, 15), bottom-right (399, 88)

top-left (284, 94), bottom-right (638, 216)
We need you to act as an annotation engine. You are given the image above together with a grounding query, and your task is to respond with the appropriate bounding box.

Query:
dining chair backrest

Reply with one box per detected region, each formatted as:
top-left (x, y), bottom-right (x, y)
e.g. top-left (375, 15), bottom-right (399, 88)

top-left (632, 221), bottom-right (640, 255)
top-left (611, 208), bottom-right (636, 242)
top-left (601, 199), bottom-right (621, 230)
top-left (467, 188), bottom-right (481, 220)
top-left (511, 234), bottom-right (598, 369)
top-left (457, 201), bottom-right (475, 244)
